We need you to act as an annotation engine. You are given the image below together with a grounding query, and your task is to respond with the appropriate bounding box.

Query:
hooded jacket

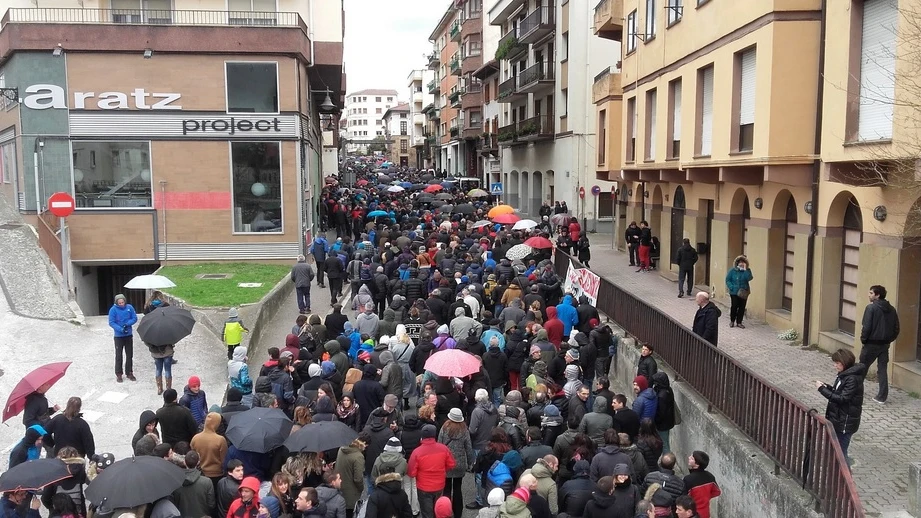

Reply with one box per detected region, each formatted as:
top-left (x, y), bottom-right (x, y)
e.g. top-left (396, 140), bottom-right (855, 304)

top-left (484, 346), bottom-right (509, 389)
top-left (499, 493), bottom-right (531, 518)
top-left (132, 410), bottom-right (159, 450)
top-left (226, 477), bottom-right (260, 518)
top-left (379, 351), bottom-right (404, 398)
top-left (171, 466), bottom-right (215, 518)
top-left (354, 365), bottom-right (386, 430)
top-left (108, 300), bottom-right (138, 338)
top-left (575, 297), bottom-right (599, 334)
top-left (724, 256), bottom-right (753, 296)
top-left (582, 489), bottom-right (619, 518)
top-left (190, 413), bottom-right (228, 477)
top-left (818, 363), bottom-right (867, 434)
top-left (407, 438), bottom-right (456, 492)
top-left (543, 307), bottom-right (565, 347)
top-left (355, 310), bottom-right (381, 340)
top-left (325, 340), bottom-right (351, 379)
top-left (371, 449), bottom-right (408, 480)
top-left (559, 461), bottom-right (594, 518)
top-left (861, 298), bottom-right (901, 345)
top-left (378, 309), bottom-right (398, 339)
top-left (449, 308), bottom-right (482, 341)
top-left (228, 346), bottom-right (253, 395)
top-left (367, 473), bottom-right (413, 518)
top-left (469, 400), bottom-right (499, 450)
top-left (316, 483), bottom-right (347, 518)
top-left (589, 444), bottom-right (634, 483)
top-left (336, 445), bottom-right (365, 509)
top-left (651, 372), bottom-right (677, 432)
top-left (555, 296), bottom-right (579, 337)
top-left (577, 397), bottom-right (613, 446)
top-left (352, 285), bottom-right (374, 313)
top-left (524, 461), bottom-right (559, 514)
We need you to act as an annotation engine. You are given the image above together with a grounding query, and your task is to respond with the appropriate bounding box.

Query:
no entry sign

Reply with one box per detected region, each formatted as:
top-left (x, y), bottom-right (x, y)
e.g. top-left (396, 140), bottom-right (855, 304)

top-left (48, 192), bottom-right (75, 218)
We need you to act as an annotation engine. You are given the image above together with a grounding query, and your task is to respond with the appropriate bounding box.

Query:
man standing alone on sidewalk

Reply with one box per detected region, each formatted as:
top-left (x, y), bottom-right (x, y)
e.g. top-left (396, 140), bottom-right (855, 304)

top-left (692, 293), bottom-right (721, 346)
top-left (860, 285), bottom-right (900, 404)
top-left (675, 239), bottom-right (698, 298)
top-left (291, 255), bottom-right (315, 315)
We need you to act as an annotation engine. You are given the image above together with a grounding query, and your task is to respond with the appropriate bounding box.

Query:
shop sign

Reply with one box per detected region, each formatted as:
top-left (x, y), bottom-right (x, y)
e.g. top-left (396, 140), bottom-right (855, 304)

top-left (183, 117), bottom-right (282, 135)
top-left (69, 112), bottom-right (300, 139)
top-left (23, 84), bottom-right (182, 111)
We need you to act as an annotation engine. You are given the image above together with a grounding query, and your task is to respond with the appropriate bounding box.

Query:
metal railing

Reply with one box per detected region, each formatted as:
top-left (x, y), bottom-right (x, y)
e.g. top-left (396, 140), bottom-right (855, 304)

top-left (3, 7), bottom-right (305, 28)
top-left (517, 113), bottom-right (552, 138)
top-left (518, 61), bottom-right (554, 88)
top-left (498, 76), bottom-right (517, 99)
top-left (553, 249), bottom-right (865, 518)
top-left (519, 5), bottom-right (555, 38)
top-left (37, 213), bottom-right (62, 273)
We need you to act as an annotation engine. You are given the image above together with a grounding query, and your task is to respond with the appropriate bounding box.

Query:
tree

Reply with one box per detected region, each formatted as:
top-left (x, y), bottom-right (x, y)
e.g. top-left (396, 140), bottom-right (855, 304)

top-left (367, 136), bottom-right (387, 155)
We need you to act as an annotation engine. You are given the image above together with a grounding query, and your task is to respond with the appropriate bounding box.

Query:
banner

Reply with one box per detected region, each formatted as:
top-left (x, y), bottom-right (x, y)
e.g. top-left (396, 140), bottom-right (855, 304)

top-left (563, 260), bottom-right (601, 305)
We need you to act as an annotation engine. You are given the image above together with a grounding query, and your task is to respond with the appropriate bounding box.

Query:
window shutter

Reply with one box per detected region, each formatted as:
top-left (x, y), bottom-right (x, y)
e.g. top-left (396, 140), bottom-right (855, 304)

top-left (630, 99), bottom-right (637, 138)
top-left (701, 67), bottom-right (714, 155)
top-left (739, 49), bottom-right (756, 125)
top-left (858, 0), bottom-right (897, 141)
top-left (648, 90), bottom-right (657, 159)
top-left (673, 81), bottom-right (682, 140)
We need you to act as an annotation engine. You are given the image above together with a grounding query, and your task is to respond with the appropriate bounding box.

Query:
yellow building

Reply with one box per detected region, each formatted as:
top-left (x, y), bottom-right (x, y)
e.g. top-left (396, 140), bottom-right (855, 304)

top-left (595, 0), bottom-right (921, 392)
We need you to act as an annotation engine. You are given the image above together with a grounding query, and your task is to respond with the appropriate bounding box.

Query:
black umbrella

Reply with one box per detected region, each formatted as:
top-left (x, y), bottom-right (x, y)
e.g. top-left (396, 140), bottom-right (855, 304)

top-left (137, 306), bottom-right (196, 347)
top-left (410, 183), bottom-right (426, 191)
top-left (453, 203), bottom-right (476, 215)
top-left (435, 193), bottom-right (454, 200)
top-left (84, 456), bottom-right (185, 512)
top-left (225, 407), bottom-right (293, 453)
top-left (0, 458), bottom-right (71, 492)
top-left (421, 174), bottom-right (435, 181)
top-left (378, 174), bottom-right (393, 182)
top-left (283, 421), bottom-right (358, 453)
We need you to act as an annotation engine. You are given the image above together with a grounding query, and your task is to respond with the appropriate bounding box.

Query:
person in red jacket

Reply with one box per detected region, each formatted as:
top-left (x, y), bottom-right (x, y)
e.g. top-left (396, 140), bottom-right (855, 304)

top-left (226, 476), bottom-right (260, 518)
top-left (407, 424), bottom-right (456, 518)
top-left (682, 451), bottom-right (721, 518)
top-left (544, 307), bottom-right (564, 347)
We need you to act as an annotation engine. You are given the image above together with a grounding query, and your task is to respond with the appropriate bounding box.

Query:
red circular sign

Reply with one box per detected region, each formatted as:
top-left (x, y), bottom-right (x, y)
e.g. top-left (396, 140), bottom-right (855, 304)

top-left (579, 187), bottom-right (586, 199)
top-left (48, 192), bottom-right (75, 218)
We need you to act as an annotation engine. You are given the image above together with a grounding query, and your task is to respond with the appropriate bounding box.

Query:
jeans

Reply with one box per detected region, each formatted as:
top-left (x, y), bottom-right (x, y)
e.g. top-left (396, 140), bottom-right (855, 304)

top-left (678, 267), bottom-right (694, 295)
top-left (729, 294), bottom-right (748, 324)
top-left (443, 477), bottom-right (464, 518)
top-left (860, 343), bottom-right (890, 401)
top-left (836, 430), bottom-right (854, 468)
top-left (492, 385), bottom-right (505, 406)
top-left (365, 474), bottom-right (375, 497)
top-left (417, 489), bottom-right (442, 518)
top-left (154, 356), bottom-right (173, 378)
top-left (376, 298), bottom-right (387, 318)
top-left (296, 286), bottom-right (312, 312)
top-left (114, 335), bottom-right (134, 376)
top-left (628, 243), bottom-right (639, 265)
top-left (473, 449), bottom-right (483, 505)
top-left (659, 429), bottom-right (671, 454)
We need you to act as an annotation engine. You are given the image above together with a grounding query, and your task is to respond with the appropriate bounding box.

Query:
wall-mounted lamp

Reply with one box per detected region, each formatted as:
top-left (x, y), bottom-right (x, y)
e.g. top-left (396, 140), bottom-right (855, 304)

top-left (754, 197), bottom-right (763, 210)
top-left (665, 194), bottom-right (669, 202)
top-left (804, 201), bottom-right (814, 215)
top-left (873, 205), bottom-right (887, 222)
top-left (143, 48), bottom-right (153, 59)
top-left (627, 189), bottom-right (633, 196)
top-left (52, 43), bottom-right (63, 57)
top-left (614, 189), bottom-right (620, 196)
top-left (643, 191), bottom-right (649, 198)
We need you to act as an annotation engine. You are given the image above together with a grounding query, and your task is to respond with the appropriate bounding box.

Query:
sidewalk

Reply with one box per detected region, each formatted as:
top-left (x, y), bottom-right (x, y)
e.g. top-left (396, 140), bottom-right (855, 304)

top-left (585, 233), bottom-right (920, 517)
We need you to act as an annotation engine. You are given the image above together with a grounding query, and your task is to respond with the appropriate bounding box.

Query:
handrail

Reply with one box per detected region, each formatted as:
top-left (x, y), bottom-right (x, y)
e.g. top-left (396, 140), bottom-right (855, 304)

top-left (4, 7), bottom-right (305, 30)
top-left (553, 249), bottom-right (864, 518)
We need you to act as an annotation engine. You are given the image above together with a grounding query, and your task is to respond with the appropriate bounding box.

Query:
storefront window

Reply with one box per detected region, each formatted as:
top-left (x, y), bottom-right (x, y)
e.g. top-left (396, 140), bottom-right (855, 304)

top-left (72, 141), bottom-right (152, 208)
top-left (231, 141), bottom-right (282, 233)
top-left (0, 141), bottom-right (15, 184)
top-left (226, 62), bottom-right (279, 113)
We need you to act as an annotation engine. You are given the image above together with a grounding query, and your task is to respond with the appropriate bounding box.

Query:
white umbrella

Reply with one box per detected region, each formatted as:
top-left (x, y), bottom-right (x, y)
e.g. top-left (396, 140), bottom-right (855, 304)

top-left (125, 274), bottom-right (176, 290)
top-left (505, 244), bottom-right (534, 261)
top-left (512, 219), bottom-right (539, 231)
top-left (472, 220), bottom-right (492, 229)
top-left (387, 185), bottom-right (405, 193)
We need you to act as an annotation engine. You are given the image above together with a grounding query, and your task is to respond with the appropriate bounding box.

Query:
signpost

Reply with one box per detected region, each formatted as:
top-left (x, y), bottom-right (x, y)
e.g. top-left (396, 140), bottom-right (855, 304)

top-left (491, 182), bottom-right (503, 204)
top-left (47, 192), bottom-right (74, 295)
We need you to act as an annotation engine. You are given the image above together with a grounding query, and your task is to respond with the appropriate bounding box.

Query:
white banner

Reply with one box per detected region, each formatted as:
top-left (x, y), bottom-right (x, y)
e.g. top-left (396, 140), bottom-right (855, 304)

top-left (563, 259), bottom-right (601, 305)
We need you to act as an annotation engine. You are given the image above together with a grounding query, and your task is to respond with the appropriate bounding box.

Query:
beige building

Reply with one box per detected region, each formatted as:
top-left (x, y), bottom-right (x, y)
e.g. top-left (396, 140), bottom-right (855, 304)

top-left (597, 0), bottom-right (921, 392)
top-left (382, 103), bottom-right (411, 167)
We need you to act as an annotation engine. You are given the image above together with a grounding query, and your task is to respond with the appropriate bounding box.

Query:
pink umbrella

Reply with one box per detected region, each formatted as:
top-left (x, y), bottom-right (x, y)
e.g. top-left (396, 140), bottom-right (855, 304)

top-left (4, 362), bottom-right (71, 422)
top-left (424, 349), bottom-right (482, 378)
top-left (524, 236), bottom-right (554, 249)
top-left (424, 184), bottom-right (445, 193)
top-left (492, 213), bottom-right (521, 225)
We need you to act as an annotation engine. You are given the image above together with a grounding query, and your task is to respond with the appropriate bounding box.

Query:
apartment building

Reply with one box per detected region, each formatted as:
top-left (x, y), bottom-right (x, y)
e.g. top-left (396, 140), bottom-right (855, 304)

top-left (489, 0), bottom-right (619, 217)
top-left (0, 0), bottom-right (344, 315)
top-left (428, 6), bottom-right (463, 175)
top-left (343, 89), bottom-right (400, 154)
top-left (407, 69), bottom-right (435, 169)
top-left (382, 103), bottom-right (411, 167)
top-left (602, 0), bottom-right (921, 392)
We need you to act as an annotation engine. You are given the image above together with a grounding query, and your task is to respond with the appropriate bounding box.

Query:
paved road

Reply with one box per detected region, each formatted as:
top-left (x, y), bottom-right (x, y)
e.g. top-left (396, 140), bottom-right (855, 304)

top-left (584, 233), bottom-right (920, 517)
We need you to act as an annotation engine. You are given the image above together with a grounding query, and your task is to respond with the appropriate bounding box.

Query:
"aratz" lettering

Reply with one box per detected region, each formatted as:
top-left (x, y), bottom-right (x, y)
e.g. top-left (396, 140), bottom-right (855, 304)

top-left (24, 84), bottom-right (182, 110)
top-left (182, 117), bottom-right (281, 135)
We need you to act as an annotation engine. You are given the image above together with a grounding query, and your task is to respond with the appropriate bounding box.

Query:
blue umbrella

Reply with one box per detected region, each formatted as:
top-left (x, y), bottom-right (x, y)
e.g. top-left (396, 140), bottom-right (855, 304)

top-left (441, 181), bottom-right (455, 189)
top-left (400, 182), bottom-right (413, 188)
top-left (368, 210), bottom-right (389, 218)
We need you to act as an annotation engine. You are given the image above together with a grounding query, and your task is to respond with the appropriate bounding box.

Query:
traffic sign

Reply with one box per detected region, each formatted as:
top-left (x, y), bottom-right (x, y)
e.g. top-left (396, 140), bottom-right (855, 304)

top-left (48, 192), bottom-right (75, 218)
top-left (491, 182), bottom-right (503, 195)
top-left (591, 185), bottom-right (601, 196)
top-left (579, 187), bottom-right (586, 199)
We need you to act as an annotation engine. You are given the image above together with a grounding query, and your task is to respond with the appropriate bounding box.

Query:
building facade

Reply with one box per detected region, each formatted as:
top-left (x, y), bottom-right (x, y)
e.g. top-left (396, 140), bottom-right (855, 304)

top-left (343, 88), bottom-right (399, 154)
top-left (407, 69), bottom-right (434, 169)
top-left (600, 0), bottom-right (921, 392)
top-left (428, 6), bottom-right (463, 176)
top-left (382, 103), bottom-right (411, 167)
top-left (0, 0), bottom-right (344, 315)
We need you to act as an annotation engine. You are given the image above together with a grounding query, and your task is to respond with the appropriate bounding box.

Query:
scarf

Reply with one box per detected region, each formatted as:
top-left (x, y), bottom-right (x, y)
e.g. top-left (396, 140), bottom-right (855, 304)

top-left (336, 401), bottom-right (358, 420)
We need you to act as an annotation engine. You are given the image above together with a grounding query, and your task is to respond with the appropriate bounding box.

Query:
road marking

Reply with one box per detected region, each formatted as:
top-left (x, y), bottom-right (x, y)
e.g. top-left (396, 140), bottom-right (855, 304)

top-left (81, 410), bottom-right (104, 423)
top-left (82, 388), bottom-right (97, 401)
top-left (97, 391), bottom-right (129, 404)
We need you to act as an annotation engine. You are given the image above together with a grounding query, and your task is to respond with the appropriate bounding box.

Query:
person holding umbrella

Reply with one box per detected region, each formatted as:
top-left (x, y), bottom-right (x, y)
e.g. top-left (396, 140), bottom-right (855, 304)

top-left (108, 293), bottom-right (138, 383)
top-left (0, 489), bottom-right (41, 517)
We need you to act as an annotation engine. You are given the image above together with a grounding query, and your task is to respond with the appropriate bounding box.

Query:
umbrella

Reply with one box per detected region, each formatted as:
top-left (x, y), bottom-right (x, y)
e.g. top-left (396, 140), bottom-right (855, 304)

top-left (137, 306), bottom-right (196, 347)
top-left (356, 179), bottom-right (369, 186)
top-left (84, 456), bottom-right (185, 512)
top-left (367, 210), bottom-right (390, 218)
top-left (492, 213), bottom-right (521, 225)
top-left (0, 458), bottom-right (71, 492)
top-left (410, 183), bottom-right (426, 191)
top-left (424, 349), bottom-right (483, 378)
top-left (472, 220), bottom-right (492, 229)
top-left (378, 174), bottom-right (392, 182)
top-left (506, 244), bottom-right (534, 261)
top-left (225, 407), bottom-right (293, 453)
top-left (124, 274), bottom-right (176, 290)
top-left (376, 184), bottom-right (389, 190)
top-left (551, 213), bottom-right (572, 226)
top-left (387, 185), bottom-right (405, 193)
top-left (421, 174), bottom-right (436, 181)
top-left (424, 184), bottom-right (444, 193)
top-left (488, 205), bottom-right (516, 218)
top-left (3, 362), bottom-right (71, 422)
top-left (524, 236), bottom-right (554, 249)
top-left (283, 421), bottom-right (359, 453)
top-left (468, 188), bottom-right (489, 197)
top-left (435, 193), bottom-right (454, 200)
top-left (453, 204), bottom-right (476, 215)
top-left (400, 182), bottom-right (413, 188)
top-left (513, 219), bottom-right (539, 231)
top-left (427, 178), bottom-right (442, 184)
top-left (436, 203), bottom-right (454, 212)
top-left (440, 181), bottom-right (455, 189)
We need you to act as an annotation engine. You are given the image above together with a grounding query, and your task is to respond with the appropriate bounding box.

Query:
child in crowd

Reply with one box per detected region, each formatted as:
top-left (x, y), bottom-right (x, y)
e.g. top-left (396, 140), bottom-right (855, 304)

top-left (223, 307), bottom-right (250, 360)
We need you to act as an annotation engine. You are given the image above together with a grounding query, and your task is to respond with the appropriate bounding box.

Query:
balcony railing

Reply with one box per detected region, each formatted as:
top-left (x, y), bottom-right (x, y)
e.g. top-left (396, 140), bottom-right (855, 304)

top-left (466, 10), bottom-right (482, 20)
top-left (427, 50), bottom-right (441, 68)
top-left (449, 90), bottom-right (462, 104)
top-left (450, 20), bottom-right (461, 40)
top-left (4, 7), bottom-right (304, 28)
top-left (480, 133), bottom-right (498, 151)
top-left (426, 108), bottom-right (440, 120)
top-left (450, 126), bottom-right (460, 138)
top-left (517, 114), bottom-right (554, 140)
top-left (466, 83), bottom-right (483, 94)
top-left (518, 61), bottom-right (555, 91)
top-left (498, 77), bottom-right (517, 100)
top-left (464, 46), bottom-right (483, 59)
top-left (518, 5), bottom-right (555, 44)
top-left (427, 79), bottom-right (440, 94)
top-left (450, 57), bottom-right (461, 75)
top-left (497, 122), bottom-right (518, 144)
top-left (496, 28), bottom-right (526, 61)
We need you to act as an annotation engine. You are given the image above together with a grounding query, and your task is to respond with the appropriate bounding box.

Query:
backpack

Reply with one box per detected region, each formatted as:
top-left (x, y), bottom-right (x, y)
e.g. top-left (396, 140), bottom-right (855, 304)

top-left (360, 264), bottom-right (373, 282)
top-left (487, 460), bottom-right (512, 490)
top-left (348, 260), bottom-right (362, 281)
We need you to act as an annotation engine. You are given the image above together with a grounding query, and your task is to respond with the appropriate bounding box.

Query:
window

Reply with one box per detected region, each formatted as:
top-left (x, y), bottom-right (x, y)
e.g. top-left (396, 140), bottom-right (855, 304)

top-left (72, 141), bottom-right (152, 208)
top-left (561, 88), bottom-right (568, 117)
top-left (782, 198), bottom-right (797, 311)
top-left (858, 0), bottom-right (897, 141)
top-left (737, 48), bottom-right (756, 152)
top-left (226, 62), bottom-right (278, 113)
top-left (400, 113), bottom-right (407, 119)
top-left (646, 89), bottom-right (657, 160)
top-left (697, 65), bottom-right (714, 156)
top-left (562, 33), bottom-right (569, 60)
top-left (401, 140), bottom-right (408, 153)
top-left (376, 97), bottom-right (382, 102)
top-left (400, 121), bottom-right (408, 135)
top-left (388, 97), bottom-right (393, 102)
top-left (667, 0), bottom-right (682, 25)
top-left (0, 140), bottom-right (15, 184)
top-left (231, 142), bottom-right (281, 233)
top-left (376, 108), bottom-right (382, 114)
top-left (626, 97), bottom-right (637, 161)
top-left (669, 79), bottom-right (681, 158)
top-left (112, 0), bottom-right (172, 23)
top-left (598, 109), bottom-right (606, 165)
top-left (227, 0), bottom-right (276, 24)
top-left (626, 10), bottom-right (637, 53)
top-left (645, 0), bottom-right (656, 41)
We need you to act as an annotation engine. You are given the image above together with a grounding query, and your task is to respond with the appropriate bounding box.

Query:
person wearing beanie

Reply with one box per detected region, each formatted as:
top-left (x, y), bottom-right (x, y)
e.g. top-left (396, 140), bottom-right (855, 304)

top-left (156, 388), bottom-right (198, 446)
top-left (498, 486), bottom-right (531, 518)
top-left (562, 364), bottom-right (583, 399)
top-left (222, 307), bottom-right (249, 361)
top-left (477, 487), bottom-right (506, 518)
top-left (371, 437), bottom-right (408, 480)
top-left (683, 451), bottom-right (720, 518)
top-left (259, 494), bottom-right (282, 518)
top-left (109, 293), bottom-right (138, 383)
top-left (540, 404), bottom-right (564, 448)
top-left (179, 375), bottom-right (208, 428)
top-left (190, 412), bottom-right (228, 483)
top-left (434, 496), bottom-right (453, 518)
top-left (221, 387), bottom-right (248, 423)
top-left (408, 424), bottom-right (456, 518)
top-left (632, 375), bottom-right (658, 420)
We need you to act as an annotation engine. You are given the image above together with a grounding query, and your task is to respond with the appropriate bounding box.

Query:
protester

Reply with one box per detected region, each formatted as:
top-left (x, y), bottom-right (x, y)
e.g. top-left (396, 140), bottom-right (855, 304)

top-left (108, 293), bottom-right (138, 383)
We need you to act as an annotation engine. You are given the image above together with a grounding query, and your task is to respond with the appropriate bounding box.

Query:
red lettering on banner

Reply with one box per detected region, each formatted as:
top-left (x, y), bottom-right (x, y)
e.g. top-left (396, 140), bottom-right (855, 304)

top-left (154, 192), bottom-right (232, 210)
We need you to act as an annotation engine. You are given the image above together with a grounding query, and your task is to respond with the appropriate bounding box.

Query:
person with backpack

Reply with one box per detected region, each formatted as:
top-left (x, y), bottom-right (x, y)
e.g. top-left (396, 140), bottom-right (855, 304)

top-left (312, 233), bottom-right (330, 289)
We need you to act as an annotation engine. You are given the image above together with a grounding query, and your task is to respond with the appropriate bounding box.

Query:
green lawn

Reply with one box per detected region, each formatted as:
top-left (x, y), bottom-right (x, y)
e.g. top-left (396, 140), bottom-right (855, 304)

top-left (157, 263), bottom-right (291, 308)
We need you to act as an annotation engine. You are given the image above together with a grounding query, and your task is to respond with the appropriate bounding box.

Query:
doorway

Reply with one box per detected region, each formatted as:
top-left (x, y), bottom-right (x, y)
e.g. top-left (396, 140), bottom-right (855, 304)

top-left (670, 186), bottom-right (686, 264)
top-left (96, 263), bottom-right (160, 315)
top-left (702, 199), bottom-right (713, 286)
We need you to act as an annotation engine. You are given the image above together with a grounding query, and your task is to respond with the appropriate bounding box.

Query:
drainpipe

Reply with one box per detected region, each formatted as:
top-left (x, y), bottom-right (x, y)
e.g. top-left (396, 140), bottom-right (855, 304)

top-left (802, 0), bottom-right (827, 347)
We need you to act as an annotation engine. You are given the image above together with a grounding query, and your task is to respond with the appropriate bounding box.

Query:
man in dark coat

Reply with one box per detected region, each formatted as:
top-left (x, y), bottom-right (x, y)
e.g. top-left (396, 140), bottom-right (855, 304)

top-left (675, 238), bottom-right (699, 298)
top-left (366, 473), bottom-right (412, 518)
top-left (325, 304), bottom-right (349, 338)
top-left (324, 253), bottom-right (345, 304)
top-left (859, 285), bottom-right (900, 403)
top-left (692, 292), bottom-right (721, 346)
top-left (589, 429), bottom-right (634, 482)
top-left (611, 394), bottom-right (640, 441)
top-left (156, 388), bottom-right (198, 446)
top-left (636, 344), bottom-right (658, 381)
top-left (353, 365), bottom-right (386, 430)
top-left (575, 296), bottom-right (599, 334)
top-left (559, 460), bottom-right (595, 518)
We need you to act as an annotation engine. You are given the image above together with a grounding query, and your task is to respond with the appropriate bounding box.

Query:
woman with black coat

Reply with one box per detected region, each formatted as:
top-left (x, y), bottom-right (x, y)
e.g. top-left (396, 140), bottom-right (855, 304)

top-left (635, 418), bottom-right (663, 473)
top-left (366, 473), bottom-right (413, 518)
top-left (651, 372), bottom-right (676, 454)
top-left (45, 397), bottom-right (95, 459)
top-left (313, 396), bottom-right (337, 422)
top-left (816, 348), bottom-right (866, 465)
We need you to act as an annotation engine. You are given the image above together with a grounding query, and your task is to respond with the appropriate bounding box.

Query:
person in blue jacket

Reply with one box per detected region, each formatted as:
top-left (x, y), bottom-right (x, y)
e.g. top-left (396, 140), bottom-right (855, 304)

top-left (108, 293), bottom-right (138, 383)
top-left (631, 375), bottom-right (658, 420)
top-left (555, 295), bottom-right (580, 337)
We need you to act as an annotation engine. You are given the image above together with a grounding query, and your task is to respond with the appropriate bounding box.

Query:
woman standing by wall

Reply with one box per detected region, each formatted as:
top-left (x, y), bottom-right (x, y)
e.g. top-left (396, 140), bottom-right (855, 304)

top-left (724, 255), bottom-right (753, 329)
top-left (816, 348), bottom-right (866, 467)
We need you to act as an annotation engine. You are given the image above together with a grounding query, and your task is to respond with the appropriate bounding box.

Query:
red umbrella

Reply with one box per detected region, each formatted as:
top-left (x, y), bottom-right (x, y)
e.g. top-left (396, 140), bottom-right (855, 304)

top-left (524, 236), bottom-right (554, 249)
top-left (424, 349), bottom-right (483, 378)
top-left (424, 184), bottom-right (444, 193)
top-left (3, 362), bottom-right (71, 422)
top-left (492, 213), bottom-right (521, 225)
top-left (356, 179), bottom-right (369, 186)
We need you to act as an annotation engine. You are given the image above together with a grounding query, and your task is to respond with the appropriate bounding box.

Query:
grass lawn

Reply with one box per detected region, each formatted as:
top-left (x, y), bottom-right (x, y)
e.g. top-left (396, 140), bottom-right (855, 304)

top-left (158, 263), bottom-right (291, 308)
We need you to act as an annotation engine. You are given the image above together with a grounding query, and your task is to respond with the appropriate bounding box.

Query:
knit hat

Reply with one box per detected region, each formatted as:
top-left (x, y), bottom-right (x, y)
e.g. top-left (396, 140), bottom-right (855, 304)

top-left (435, 496), bottom-right (453, 518)
top-left (114, 293), bottom-right (127, 303)
top-left (572, 459), bottom-right (591, 476)
top-left (589, 318), bottom-right (599, 328)
top-left (511, 487), bottom-right (531, 503)
top-left (384, 437), bottom-right (403, 453)
top-left (422, 424), bottom-right (437, 439)
top-left (529, 345), bottom-right (541, 355)
top-left (93, 452), bottom-right (115, 470)
top-left (543, 404), bottom-right (560, 417)
top-left (380, 335), bottom-right (391, 345)
top-left (280, 350), bottom-right (294, 360)
top-left (612, 463), bottom-right (631, 476)
top-left (260, 495), bottom-right (281, 518)
top-left (226, 387), bottom-right (243, 402)
top-left (448, 408), bottom-right (464, 423)
top-left (564, 364), bottom-right (581, 381)
top-left (321, 361), bottom-right (336, 376)
top-left (188, 376), bottom-right (201, 389)
top-left (228, 307), bottom-right (239, 318)
top-left (505, 390), bottom-right (523, 405)
top-left (692, 450), bottom-right (710, 470)
top-left (566, 348), bottom-right (580, 360)
top-left (487, 487), bottom-right (506, 506)
top-left (633, 375), bottom-right (649, 392)
top-left (437, 324), bottom-right (450, 334)
top-left (308, 364), bottom-right (322, 377)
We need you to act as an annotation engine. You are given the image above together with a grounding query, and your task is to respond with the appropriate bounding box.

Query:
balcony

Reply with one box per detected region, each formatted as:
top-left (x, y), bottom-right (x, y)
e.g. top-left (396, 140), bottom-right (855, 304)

top-left (461, 85), bottom-right (483, 109)
top-left (427, 79), bottom-right (440, 94)
top-left (450, 125), bottom-right (460, 138)
top-left (592, 67), bottom-right (623, 104)
top-left (489, 0), bottom-right (527, 26)
top-left (517, 62), bottom-right (555, 94)
top-left (4, 7), bottom-right (305, 26)
top-left (497, 122), bottom-right (518, 145)
top-left (449, 89), bottom-right (463, 108)
top-left (497, 76), bottom-right (517, 102)
top-left (496, 28), bottom-right (526, 61)
top-left (412, 90), bottom-right (423, 103)
top-left (413, 136), bottom-right (426, 147)
top-left (518, 5), bottom-right (555, 45)
top-left (463, 119), bottom-right (483, 139)
top-left (479, 133), bottom-right (499, 154)
top-left (450, 56), bottom-right (462, 75)
top-left (426, 108), bottom-right (440, 121)
top-left (593, 0), bottom-right (623, 41)
top-left (517, 114), bottom-right (554, 141)
top-left (450, 20), bottom-right (461, 41)
top-left (462, 10), bottom-right (482, 36)
top-left (427, 50), bottom-right (441, 69)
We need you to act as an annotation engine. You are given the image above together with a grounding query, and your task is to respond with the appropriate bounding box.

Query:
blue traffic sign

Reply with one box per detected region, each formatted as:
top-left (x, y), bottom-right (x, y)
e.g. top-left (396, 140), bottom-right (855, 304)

top-left (490, 182), bottom-right (503, 195)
